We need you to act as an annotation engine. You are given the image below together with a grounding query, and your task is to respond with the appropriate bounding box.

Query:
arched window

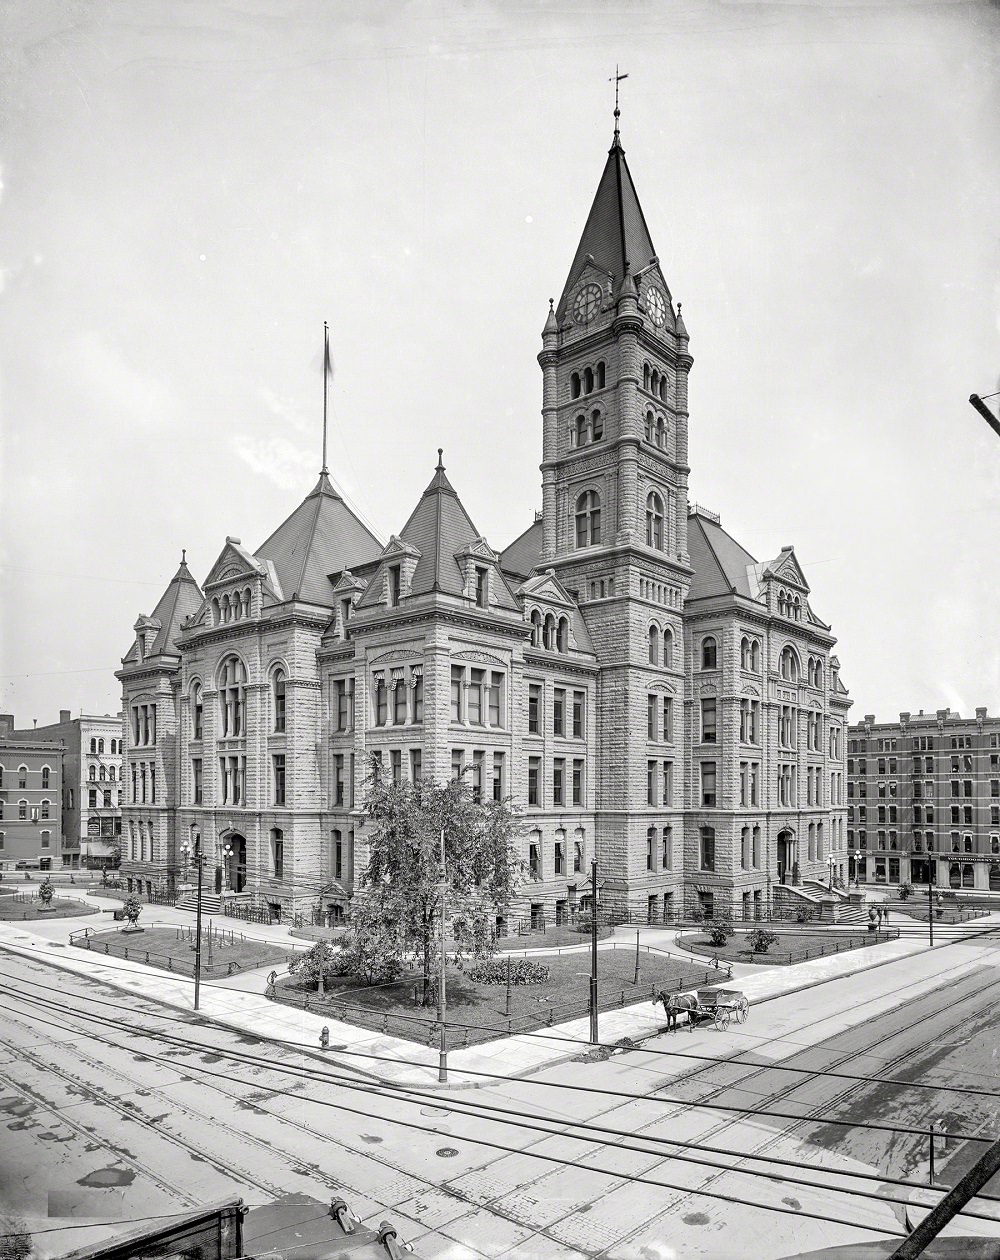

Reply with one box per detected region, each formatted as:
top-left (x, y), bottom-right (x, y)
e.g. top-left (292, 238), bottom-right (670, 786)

top-left (219, 656), bottom-right (247, 738)
top-left (543, 613), bottom-right (556, 650)
top-left (18, 765), bottom-right (27, 789)
top-left (41, 766), bottom-right (50, 789)
top-left (651, 370), bottom-right (660, 395)
top-left (98, 738), bottom-right (104, 754)
top-left (814, 660), bottom-right (822, 689)
top-left (556, 617), bottom-right (569, 653)
top-left (18, 800), bottom-right (27, 820)
top-left (648, 625), bottom-right (659, 666)
top-left (89, 765), bottom-right (97, 780)
top-left (530, 609), bottom-right (542, 647)
top-left (779, 646), bottom-right (799, 682)
top-left (191, 682), bottom-right (203, 739)
top-left (702, 637), bottom-right (717, 670)
top-left (41, 800), bottom-right (50, 820)
top-left (645, 492), bottom-right (664, 549)
top-left (575, 491), bottom-right (601, 548)
top-left (222, 594), bottom-right (231, 623)
top-left (643, 363), bottom-right (651, 391)
top-left (656, 418), bottom-right (666, 448)
top-left (964, 834), bottom-right (973, 853)
top-left (575, 414), bottom-right (587, 446)
top-left (596, 362), bottom-right (606, 389)
top-left (273, 668), bottom-right (286, 733)
top-left (659, 376), bottom-right (667, 401)
top-left (644, 411), bottom-right (654, 442)
top-left (740, 636), bottom-right (750, 670)
top-left (212, 597), bottom-right (221, 624)
top-left (90, 738), bottom-right (97, 753)
top-left (663, 627), bottom-right (674, 669)
top-left (583, 367), bottom-right (594, 394)
top-left (99, 765), bottom-right (106, 781)
top-left (109, 765), bottom-right (116, 781)
top-left (591, 409), bottom-right (603, 442)
top-left (571, 372), bottom-right (581, 399)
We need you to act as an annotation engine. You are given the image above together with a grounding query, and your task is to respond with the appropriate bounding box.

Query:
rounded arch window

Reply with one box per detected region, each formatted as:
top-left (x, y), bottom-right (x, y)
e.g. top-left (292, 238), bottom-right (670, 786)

top-left (644, 410), bottom-right (654, 442)
top-left (663, 627), bottom-right (674, 669)
top-left (651, 370), bottom-right (660, 395)
top-left (645, 492), bottom-right (664, 549)
top-left (218, 656), bottom-right (248, 738)
top-left (272, 667), bottom-right (287, 733)
top-left (658, 377), bottom-right (667, 401)
top-left (591, 409), bottom-right (604, 442)
top-left (212, 597), bottom-right (221, 624)
top-left (583, 366), bottom-right (594, 393)
top-left (556, 617), bottom-right (569, 653)
top-left (99, 765), bottom-right (106, 781)
top-left (643, 363), bottom-right (651, 391)
top-left (701, 636), bottom-right (717, 670)
top-left (575, 413), bottom-right (587, 446)
top-left (109, 765), bottom-right (116, 781)
top-left (530, 608), bottom-right (542, 648)
top-left (656, 417), bottom-right (666, 448)
top-left (648, 625), bottom-right (659, 666)
top-left (191, 681), bottom-right (204, 739)
top-left (543, 613), bottom-right (556, 650)
top-left (89, 765), bottom-right (97, 780)
top-left (571, 372), bottom-right (581, 399)
top-left (779, 645), bottom-right (799, 683)
top-left (596, 362), bottom-right (606, 389)
top-left (575, 491), bottom-right (601, 548)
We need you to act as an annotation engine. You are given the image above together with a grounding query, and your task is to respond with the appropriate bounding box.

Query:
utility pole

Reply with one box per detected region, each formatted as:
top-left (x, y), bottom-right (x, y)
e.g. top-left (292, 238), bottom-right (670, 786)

top-left (927, 860), bottom-right (934, 949)
top-left (180, 835), bottom-right (205, 1012)
top-left (438, 827), bottom-right (448, 1083)
top-left (589, 858), bottom-right (599, 1045)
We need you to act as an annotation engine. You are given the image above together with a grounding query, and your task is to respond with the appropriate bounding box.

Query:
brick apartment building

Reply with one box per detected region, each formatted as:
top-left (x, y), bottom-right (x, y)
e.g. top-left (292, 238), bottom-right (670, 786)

top-left (848, 709), bottom-right (1000, 893)
top-left (118, 120), bottom-right (852, 923)
top-left (0, 714), bottom-right (64, 870)
top-left (28, 711), bottom-right (125, 868)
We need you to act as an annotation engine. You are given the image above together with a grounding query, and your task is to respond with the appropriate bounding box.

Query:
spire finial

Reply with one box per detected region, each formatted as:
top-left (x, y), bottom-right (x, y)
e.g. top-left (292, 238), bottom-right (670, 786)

top-left (181, 548), bottom-right (186, 565)
top-left (321, 320), bottom-right (332, 477)
top-left (610, 65), bottom-right (628, 144)
top-left (436, 447), bottom-right (445, 471)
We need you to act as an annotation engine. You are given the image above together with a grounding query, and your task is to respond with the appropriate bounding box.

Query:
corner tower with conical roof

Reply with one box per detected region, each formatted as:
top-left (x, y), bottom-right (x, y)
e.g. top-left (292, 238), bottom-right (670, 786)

top-left (537, 116), bottom-right (694, 913)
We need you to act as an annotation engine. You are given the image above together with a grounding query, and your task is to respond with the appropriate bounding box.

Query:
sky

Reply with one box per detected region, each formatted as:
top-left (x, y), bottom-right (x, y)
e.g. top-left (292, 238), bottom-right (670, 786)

top-left (1, 0), bottom-right (999, 727)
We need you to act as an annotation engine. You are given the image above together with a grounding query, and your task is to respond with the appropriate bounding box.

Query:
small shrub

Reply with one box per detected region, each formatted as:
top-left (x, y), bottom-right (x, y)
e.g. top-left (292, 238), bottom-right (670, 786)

top-left (747, 927), bottom-right (778, 954)
top-left (707, 911), bottom-right (734, 947)
top-left (122, 895), bottom-right (143, 925)
top-left (38, 878), bottom-right (54, 905)
top-left (688, 905), bottom-right (705, 925)
top-left (575, 913), bottom-right (592, 935)
top-left (795, 907), bottom-right (809, 924)
top-left (898, 883), bottom-right (913, 901)
top-left (468, 957), bottom-right (550, 985)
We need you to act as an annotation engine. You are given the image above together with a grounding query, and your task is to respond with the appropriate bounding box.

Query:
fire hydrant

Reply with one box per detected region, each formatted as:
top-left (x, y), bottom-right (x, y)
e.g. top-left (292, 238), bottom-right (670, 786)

top-left (319, 1025), bottom-right (330, 1050)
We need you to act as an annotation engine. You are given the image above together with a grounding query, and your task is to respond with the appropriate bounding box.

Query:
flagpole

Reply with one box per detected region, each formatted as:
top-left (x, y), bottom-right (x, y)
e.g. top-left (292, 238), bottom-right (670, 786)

top-left (322, 321), bottom-right (329, 475)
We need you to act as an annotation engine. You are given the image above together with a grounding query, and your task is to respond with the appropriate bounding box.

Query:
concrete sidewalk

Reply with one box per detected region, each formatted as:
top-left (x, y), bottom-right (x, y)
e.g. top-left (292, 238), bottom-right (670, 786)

top-left (3, 895), bottom-right (999, 1090)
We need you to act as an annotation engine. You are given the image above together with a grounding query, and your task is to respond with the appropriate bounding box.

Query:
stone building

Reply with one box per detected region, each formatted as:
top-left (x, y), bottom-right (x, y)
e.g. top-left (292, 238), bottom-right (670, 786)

top-left (0, 714), bottom-right (64, 870)
top-left (27, 711), bottom-right (125, 868)
top-left (848, 709), bottom-right (1000, 894)
top-left (118, 120), bottom-right (851, 922)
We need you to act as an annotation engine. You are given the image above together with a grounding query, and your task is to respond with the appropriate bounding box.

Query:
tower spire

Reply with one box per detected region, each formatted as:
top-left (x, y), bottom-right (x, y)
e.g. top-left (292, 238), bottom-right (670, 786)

top-left (609, 65), bottom-right (628, 147)
top-left (321, 321), bottom-right (332, 477)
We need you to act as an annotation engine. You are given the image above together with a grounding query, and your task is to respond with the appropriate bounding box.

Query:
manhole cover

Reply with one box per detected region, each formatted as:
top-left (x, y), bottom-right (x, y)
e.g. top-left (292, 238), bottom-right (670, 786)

top-left (435, 1147), bottom-right (459, 1158)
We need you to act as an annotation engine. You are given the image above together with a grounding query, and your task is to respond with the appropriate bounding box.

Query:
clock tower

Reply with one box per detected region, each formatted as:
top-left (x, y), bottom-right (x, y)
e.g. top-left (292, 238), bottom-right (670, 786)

top-left (536, 118), bottom-right (694, 913)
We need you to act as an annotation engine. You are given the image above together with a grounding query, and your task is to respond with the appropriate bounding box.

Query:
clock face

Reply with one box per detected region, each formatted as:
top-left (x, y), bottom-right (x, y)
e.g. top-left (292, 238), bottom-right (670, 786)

top-left (646, 286), bottom-right (666, 326)
top-left (573, 284), bottom-right (603, 324)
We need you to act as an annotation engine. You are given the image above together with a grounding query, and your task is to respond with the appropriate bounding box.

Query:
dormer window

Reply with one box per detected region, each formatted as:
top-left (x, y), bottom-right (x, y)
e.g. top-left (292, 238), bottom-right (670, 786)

top-left (341, 597), bottom-right (352, 638)
top-left (475, 566), bottom-right (488, 608)
top-left (388, 564), bottom-right (401, 607)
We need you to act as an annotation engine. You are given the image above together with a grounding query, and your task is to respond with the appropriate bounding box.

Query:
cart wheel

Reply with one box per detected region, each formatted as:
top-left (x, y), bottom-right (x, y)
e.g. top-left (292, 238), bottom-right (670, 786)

top-left (715, 1008), bottom-right (731, 1031)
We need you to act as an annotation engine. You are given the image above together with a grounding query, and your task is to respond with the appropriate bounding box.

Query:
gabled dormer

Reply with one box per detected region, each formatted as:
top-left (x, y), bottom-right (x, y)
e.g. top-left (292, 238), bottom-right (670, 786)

top-left (200, 536), bottom-right (270, 627)
top-left (327, 570), bottom-right (368, 642)
top-left (519, 569), bottom-right (595, 657)
top-left (455, 537), bottom-right (520, 614)
top-left (365, 536), bottom-right (422, 610)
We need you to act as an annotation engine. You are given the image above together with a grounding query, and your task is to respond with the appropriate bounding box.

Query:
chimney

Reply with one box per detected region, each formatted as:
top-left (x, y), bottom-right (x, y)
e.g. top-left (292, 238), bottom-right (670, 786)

top-left (60, 710), bottom-right (71, 723)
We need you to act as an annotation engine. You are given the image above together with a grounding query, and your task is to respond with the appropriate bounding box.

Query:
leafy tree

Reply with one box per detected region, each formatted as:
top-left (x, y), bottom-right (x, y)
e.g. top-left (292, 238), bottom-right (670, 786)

top-left (897, 882), bottom-right (913, 901)
top-left (38, 877), bottom-right (54, 906)
top-left (359, 757), bottom-right (522, 1005)
top-left (122, 894), bottom-right (142, 926)
top-left (707, 910), bottom-right (733, 947)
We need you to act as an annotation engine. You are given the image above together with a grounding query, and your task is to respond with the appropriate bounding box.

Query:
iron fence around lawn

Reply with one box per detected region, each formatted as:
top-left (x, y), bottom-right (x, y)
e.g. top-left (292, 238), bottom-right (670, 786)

top-left (677, 927), bottom-right (901, 967)
top-left (67, 926), bottom-right (285, 980)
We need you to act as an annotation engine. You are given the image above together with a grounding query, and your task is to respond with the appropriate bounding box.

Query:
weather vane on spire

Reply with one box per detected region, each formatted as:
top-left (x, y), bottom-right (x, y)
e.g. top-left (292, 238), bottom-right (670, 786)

top-left (610, 65), bottom-right (628, 141)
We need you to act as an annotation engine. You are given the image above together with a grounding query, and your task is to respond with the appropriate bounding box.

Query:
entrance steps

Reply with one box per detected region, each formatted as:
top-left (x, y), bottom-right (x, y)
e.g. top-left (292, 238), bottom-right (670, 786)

top-left (175, 891), bottom-right (225, 915)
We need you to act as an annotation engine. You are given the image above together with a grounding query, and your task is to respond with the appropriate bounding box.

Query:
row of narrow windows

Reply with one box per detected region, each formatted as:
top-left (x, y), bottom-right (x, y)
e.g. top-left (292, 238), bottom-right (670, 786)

top-left (0, 766), bottom-right (52, 789)
top-left (644, 411), bottom-right (669, 448)
top-left (643, 364), bottom-right (669, 400)
top-left (529, 609), bottom-right (570, 653)
top-left (574, 490), bottom-right (671, 551)
top-left (778, 588), bottom-right (802, 619)
top-left (89, 764), bottom-right (117, 780)
top-left (570, 363), bottom-right (606, 398)
top-left (640, 579), bottom-right (680, 608)
top-left (89, 738), bottom-right (120, 754)
top-left (0, 799), bottom-right (53, 820)
top-left (573, 410), bottom-right (604, 447)
top-left (212, 588), bottom-right (252, 625)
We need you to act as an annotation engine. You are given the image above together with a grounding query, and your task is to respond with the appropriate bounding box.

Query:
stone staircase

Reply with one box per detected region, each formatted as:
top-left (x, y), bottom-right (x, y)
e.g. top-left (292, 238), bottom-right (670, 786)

top-left (175, 890), bottom-right (225, 915)
top-left (801, 880), bottom-right (869, 924)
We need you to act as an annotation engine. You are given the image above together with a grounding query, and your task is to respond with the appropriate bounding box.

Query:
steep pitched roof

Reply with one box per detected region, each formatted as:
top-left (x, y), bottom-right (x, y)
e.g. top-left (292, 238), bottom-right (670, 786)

top-left (398, 452), bottom-right (482, 598)
top-left (558, 131), bottom-right (659, 316)
top-left (148, 556), bottom-right (204, 655)
top-left (687, 512), bottom-right (757, 602)
top-left (254, 473), bottom-right (383, 608)
top-left (500, 517), bottom-right (544, 582)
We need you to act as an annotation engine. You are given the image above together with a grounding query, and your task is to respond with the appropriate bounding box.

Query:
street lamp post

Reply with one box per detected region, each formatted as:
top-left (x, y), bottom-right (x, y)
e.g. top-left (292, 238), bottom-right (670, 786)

top-left (927, 857), bottom-right (935, 949)
top-left (853, 849), bottom-right (863, 888)
top-left (180, 835), bottom-right (204, 1012)
top-left (589, 858), bottom-right (599, 1045)
top-left (438, 828), bottom-right (448, 1084)
top-left (827, 854), bottom-right (837, 891)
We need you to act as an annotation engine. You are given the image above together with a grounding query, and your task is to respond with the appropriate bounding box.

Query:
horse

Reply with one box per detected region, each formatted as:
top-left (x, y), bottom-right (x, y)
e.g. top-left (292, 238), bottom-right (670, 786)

top-left (654, 989), bottom-right (698, 1033)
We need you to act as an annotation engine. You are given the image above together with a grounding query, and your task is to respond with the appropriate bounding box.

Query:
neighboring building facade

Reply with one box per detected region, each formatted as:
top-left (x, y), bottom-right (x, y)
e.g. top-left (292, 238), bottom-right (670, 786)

top-left (848, 709), bottom-right (1000, 893)
top-left (118, 121), bottom-right (851, 922)
top-left (28, 711), bottom-right (125, 868)
top-left (0, 714), bottom-right (64, 870)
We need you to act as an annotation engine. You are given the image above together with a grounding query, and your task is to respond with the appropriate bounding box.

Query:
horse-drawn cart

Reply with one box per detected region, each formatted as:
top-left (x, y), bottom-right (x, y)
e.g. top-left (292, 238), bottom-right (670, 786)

top-left (656, 986), bottom-right (750, 1032)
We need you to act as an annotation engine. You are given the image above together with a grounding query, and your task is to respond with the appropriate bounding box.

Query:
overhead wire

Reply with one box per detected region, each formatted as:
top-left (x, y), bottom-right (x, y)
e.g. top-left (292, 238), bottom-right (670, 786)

top-left (4, 979), bottom-right (1000, 1228)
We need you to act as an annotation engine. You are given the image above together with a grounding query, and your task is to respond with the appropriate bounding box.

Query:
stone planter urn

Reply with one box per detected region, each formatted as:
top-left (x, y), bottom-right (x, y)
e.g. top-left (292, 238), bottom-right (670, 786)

top-left (121, 895), bottom-right (144, 934)
top-left (37, 878), bottom-right (55, 912)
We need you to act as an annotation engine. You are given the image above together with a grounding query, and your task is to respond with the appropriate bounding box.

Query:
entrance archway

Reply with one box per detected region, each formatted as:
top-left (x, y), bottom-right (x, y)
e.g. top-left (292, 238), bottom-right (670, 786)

top-left (225, 833), bottom-right (247, 893)
top-left (776, 829), bottom-right (795, 885)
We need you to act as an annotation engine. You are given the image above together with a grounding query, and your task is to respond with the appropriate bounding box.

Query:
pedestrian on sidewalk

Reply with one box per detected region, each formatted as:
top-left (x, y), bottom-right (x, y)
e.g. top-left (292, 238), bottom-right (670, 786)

top-left (883, 904), bottom-right (890, 925)
top-left (876, 904), bottom-right (884, 928)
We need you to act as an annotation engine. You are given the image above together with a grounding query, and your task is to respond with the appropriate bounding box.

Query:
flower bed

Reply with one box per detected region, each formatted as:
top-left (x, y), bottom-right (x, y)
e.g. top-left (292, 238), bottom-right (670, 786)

top-left (677, 927), bottom-right (899, 965)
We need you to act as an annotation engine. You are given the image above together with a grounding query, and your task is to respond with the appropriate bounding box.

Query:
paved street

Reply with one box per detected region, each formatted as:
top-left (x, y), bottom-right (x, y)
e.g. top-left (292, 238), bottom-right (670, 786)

top-left (2, 914), bottom-right (1000, 1258)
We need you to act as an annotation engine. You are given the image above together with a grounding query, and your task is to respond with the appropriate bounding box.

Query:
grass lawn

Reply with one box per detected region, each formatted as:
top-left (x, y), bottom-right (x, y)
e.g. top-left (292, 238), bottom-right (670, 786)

top-left (273, 943), bottom-right (720, 1049)
top-left (495, 923), bottom-right (612, 951)
top-left (893, 905), bottom-right (982, 925)
top-left (0, 896), bottom-right (98, 921)
top-left (677, 927), bottom-right (897, 966)
top-left (70, 925), bottom-right (293, 978)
